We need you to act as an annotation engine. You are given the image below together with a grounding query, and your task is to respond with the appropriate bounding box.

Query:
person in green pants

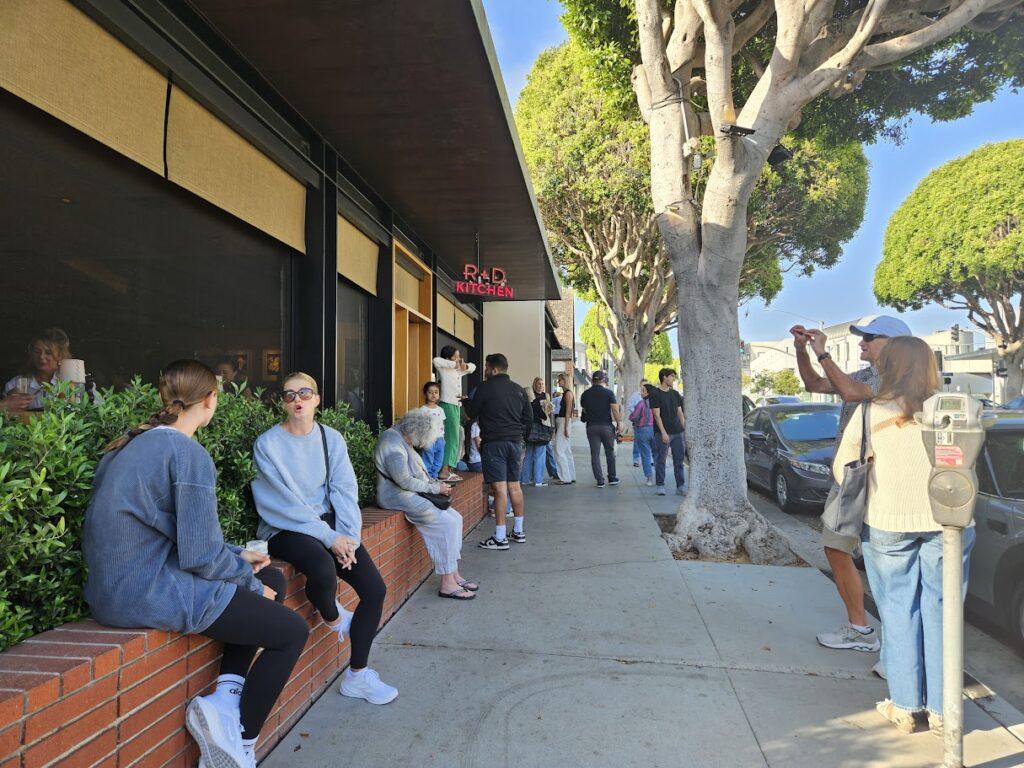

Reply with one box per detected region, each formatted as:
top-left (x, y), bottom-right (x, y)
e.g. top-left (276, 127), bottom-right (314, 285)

top-left (433, 346), bottom-right (476, 482)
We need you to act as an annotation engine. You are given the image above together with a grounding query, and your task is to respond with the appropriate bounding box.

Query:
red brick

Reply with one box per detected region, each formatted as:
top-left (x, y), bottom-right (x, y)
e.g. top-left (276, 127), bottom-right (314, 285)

top-left (0, 656), bottom-right (91, 696)
top-left (118, 660), bottom-right (186, 716)
top-left (0, 723), bottom-right (22, 759)
top-left (57, 624), bottom-right (169, 654)
top-left (184, 643), bottom-right (220, 676)
top-left (0, 755), bottom-right (20, 768)
top-left (22, 701), bottom-right (115, 768)
top-left (119, 638), bottom-right (188, 689)
top-left (0, 688), bottom-right (24, 728)
top-left (54, 727), bottom-right (116, 768)
top-left (7, 642), bottom-right (121, 680)
top-left (118, 682), bottom-right (185, 743)
top-left (24, 674), bottom-right (117, 743)
top-left (0, 672), bottom-right (59, 713)
top-left (118, 705), bottom-right (185, 767)
top-left (185, 662), bottom-right (218, 699)
top-left (42, 630), bottom-right (147, 663)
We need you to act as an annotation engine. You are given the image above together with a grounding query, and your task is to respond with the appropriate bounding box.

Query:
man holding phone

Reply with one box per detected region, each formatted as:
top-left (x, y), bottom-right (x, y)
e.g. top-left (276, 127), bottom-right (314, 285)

top-left (791, 316), bottom-right (911, 660)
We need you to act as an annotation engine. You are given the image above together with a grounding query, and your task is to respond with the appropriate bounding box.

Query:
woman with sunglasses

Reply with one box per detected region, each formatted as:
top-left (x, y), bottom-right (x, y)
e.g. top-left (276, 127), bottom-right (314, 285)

top-left (252, 373), bottom-right (396, 705)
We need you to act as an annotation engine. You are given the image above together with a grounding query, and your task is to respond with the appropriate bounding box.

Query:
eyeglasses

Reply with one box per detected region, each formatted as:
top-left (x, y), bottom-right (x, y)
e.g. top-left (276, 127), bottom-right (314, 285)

top-left (281, 387), bottom-right (316, 403)
top-left (860, 333), bottom-right (888, 343)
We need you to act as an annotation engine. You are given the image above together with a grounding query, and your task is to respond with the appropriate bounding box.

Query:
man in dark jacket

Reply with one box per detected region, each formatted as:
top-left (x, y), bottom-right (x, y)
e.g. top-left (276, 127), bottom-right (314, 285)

top-left (464, 353), bottom-right (532, 550)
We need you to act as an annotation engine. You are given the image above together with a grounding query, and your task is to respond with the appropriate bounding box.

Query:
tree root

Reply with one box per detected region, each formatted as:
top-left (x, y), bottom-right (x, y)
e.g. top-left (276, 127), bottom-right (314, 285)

top-left (668, 499), bottom-right (801, 565)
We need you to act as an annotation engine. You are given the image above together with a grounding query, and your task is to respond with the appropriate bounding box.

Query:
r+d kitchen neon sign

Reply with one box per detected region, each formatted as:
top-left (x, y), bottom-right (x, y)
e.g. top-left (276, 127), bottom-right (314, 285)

top-left (455, 265), bottom-right (515, 299)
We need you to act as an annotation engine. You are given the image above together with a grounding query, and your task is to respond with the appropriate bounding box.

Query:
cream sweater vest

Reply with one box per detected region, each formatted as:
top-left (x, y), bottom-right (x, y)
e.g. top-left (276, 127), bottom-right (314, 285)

top-left (833, 399), bottom-right (941, 533)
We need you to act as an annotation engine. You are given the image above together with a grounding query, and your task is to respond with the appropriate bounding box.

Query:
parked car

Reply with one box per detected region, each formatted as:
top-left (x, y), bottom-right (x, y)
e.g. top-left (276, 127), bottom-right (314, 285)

top-left (1003, 396), bottom-right (1024, 410)
top-left (743, 403), bottom-right (840, 512)
top-left (967, 413), bottom-right (1024, 647)
top-left (743, 395), bottom-right (755, 417)
top-left (756, 395), bottom-right (802, 407)
top-left (976, 397), bottom-right (998, 409)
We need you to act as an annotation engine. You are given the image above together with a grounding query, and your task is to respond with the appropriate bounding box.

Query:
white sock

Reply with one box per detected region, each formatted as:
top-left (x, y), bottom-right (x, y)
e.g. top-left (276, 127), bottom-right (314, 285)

top-left (495, 524), bottom-right (507, 541)
top-left (347, 666), bottom-right (367, 678)
top-left (513, 516), bottom-right (524, 534)
top-left (851, 623), bottom-right (873, 634)
top-left (242, 737), bottom-right (257, 754)
top-left (208, 674), bottom-right (244, 711)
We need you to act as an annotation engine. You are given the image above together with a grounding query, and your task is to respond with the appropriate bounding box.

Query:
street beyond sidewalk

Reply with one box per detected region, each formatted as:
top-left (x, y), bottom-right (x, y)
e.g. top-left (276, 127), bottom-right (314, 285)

top-left (262, 434), bottom-right (1024, 767)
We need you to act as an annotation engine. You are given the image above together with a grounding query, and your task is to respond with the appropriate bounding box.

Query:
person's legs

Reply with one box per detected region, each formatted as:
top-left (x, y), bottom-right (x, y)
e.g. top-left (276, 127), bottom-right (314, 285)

top-left (545, 442), bottom-right (558, 479)
top-left (654, 436), bottom-right (668, 488)
top-left (824, 546), bottom-right (869, 627)
top-left (440, 402), bottom-right (461, 474)
top-left (600, 425), bottom-right (618, 481)
top-left (669, 432), bottom-right (686, 489)
top-left (423, 437), bottom-right (445, 479)
top-left (632, 433), bottom-right (641, 466)
top-left (531, 443), bottom-right (547, 485)
top-left (862, 526), bottom-right (926, 714)
top-left (636, 426), bottom-right (654, 479)
top-left (269, 531), bottom-right (342, 624)
top-left (335, 545), bottom-right (386, 670)
top-left (519, 445), bottom-right (533, 484)
top-left (553, 418), bottom-right (576, 482)
top-left (586, 426), bottom-right (605, 483)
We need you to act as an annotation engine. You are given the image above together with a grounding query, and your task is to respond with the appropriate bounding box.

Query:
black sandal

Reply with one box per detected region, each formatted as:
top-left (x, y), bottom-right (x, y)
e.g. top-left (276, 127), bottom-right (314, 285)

top-left (438, 588), bottom-right (475, 600)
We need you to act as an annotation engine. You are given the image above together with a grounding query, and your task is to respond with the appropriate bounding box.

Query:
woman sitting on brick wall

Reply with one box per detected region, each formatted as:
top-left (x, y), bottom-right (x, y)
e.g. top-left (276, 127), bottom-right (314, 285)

top-left (375, 409), bottom-right (479, 600)
top-left (83, 359), bottom-right (308, 768)
top-left (252, 372), bottom-right (397, 706)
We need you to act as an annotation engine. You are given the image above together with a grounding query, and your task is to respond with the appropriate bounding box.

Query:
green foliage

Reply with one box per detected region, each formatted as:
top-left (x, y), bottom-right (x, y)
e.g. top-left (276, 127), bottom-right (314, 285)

top-left (750, 369), bottom-right (802, 396)
top-left (579, 304), bottom-right (615, 368)
top-left (646, 333), bottom-right (673, 365)
top-left (876, 140), bottom-right (1024, 312)
top-left (0, 381), bottom-right (378, 651)
top-left (644, 358), bottom-right (681, 386)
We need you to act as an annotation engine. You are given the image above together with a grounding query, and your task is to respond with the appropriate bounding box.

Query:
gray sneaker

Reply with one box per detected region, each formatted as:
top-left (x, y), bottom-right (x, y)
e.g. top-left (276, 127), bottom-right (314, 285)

top-left (656, 486), bottom-right (667, 496)
top-left (186, 696), bottom-right (246, 768)
top-left (816, 624), bottom-right (880, 652)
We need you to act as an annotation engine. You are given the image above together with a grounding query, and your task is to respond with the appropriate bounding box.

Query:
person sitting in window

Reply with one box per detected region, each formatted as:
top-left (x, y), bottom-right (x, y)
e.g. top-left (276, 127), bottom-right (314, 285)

top-left (1, 328), bottom-right (70, 412)
top-left (83, 360), bottom-right (308, 768)
top-left (251, 372), bottom-right (397, 705)
top-left (376, 408), bottom-right (478, 600)
top-left (214, 357), bottom-right (253, 398)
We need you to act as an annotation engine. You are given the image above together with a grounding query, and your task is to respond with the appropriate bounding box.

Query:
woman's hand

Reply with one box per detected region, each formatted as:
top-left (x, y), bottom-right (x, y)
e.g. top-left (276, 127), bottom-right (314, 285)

top-left (330, 535), bottom-right (359, 570)
top-left (240, 549), bottom-right (270, 572)
top-left (438, 482), bottom-right (452, 496)
top-left (0, 393), bottom-right (32, 412)
top-left (262, 584), bottom-right (278, 600)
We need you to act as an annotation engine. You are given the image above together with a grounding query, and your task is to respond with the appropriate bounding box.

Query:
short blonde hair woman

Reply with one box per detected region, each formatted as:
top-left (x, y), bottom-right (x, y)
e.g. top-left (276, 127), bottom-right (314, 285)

top-left (1, 328), bottom-right (69, 412)
top-left (833, 337), bottom-right (973, 737)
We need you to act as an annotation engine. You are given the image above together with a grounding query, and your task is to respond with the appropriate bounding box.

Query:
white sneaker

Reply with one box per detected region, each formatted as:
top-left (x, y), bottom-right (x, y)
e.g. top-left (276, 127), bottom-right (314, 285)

top-left (816, 624), bottom-right (881, 652)
top-left (333, 601), bottom-right (354, 639)
top-left (186, 695), bottom-right (246, 768)
top-left (340, 667), bottom-right (398, 704)
top-left (656, 486), bottom-right (667, 496)
top-left (871, 660), bottom-right (887, 680)
top-left (645, 477), bottom-right (654, 487)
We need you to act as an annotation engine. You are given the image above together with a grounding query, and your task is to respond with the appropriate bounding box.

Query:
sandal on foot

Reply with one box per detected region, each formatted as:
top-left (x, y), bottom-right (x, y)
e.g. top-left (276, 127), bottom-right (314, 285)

top-left (876, 700), bottom-right (916, 734)
top-left (443, 473), bottom-right (463, 482)
top-left (927, 713), bottom-right (943, 738)
top-left (457, 579), bottom-right (479, 591)
top-left (438, 588), bottom-right (475, 600)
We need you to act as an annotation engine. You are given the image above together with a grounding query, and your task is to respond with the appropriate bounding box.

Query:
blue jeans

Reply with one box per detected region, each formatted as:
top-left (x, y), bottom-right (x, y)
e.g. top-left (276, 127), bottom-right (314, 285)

top-left (634, 425), bottom-right (656, 478)
top-left (861, 524), bottom-right (976, 715)
top-left (520, 443), bottom-right (548, 484)
top-left (655, 431), bottom-right (686, 488)
top-left (545, 442), bottom-right (558, 479)
top-left (422, 436), bottom-right (445, 478)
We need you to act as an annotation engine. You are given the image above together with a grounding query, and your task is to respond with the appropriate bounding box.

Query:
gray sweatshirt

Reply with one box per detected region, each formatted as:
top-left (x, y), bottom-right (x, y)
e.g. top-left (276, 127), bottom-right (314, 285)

top-left (83, 427), bottom-right (262, 634)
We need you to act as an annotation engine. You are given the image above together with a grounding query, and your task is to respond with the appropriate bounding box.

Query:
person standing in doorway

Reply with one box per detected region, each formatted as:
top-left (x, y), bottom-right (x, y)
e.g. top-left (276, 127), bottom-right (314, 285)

top-left (627, 379), bottom-right (648, 467)
top-left (552, 373), bottom-right (576, 484)
top-left (433, 346), bottom-right (476, 483)
top-left (580, 371), bottom-right (621, 488)
top-left (418, 382), bottom-right (447, 480)
top-left (464, 354), bottom-right (532, 550)
top-left (649, 368), bottom-right (686, 496)
top-left (791, 315), bottom-right (911, 659)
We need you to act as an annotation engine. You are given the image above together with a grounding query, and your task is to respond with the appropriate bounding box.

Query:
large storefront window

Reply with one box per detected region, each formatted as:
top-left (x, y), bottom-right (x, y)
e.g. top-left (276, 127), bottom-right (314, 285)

top-left (0, 91), bottom-right (291, 399)
top-left (337, 279), bottom-right (370, 418)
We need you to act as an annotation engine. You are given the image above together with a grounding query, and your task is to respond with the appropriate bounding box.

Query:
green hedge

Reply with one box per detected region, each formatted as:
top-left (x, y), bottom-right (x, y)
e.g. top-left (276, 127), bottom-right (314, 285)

top-left (0, 380), bottom-right (378, 651)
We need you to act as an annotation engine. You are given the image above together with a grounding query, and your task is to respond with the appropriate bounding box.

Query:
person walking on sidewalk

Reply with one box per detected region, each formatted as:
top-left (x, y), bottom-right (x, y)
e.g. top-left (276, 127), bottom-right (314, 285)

top-left (433, 346), bottom-right (476, 483)
top-left (580, 371), bottom-right (621, 487)
top-left (649, 368), bottom-right (686, 496)
top-left (626, 379), bottom-right (648, 468)
top-left (551, 373), bottom-right (577, 484)
top-left (629, 382), bottom-right (657, 486)
top-left (464, 353), bottom-right (532, 550)
top-left (833, 336), bottom-right (974, 736)
top-left (792, 315), bottom-right (911, 656)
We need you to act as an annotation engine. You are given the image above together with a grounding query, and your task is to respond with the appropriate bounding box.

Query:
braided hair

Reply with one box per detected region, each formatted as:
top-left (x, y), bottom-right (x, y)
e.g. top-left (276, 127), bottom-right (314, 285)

top-left (104, 360), bottom-right (217, 452)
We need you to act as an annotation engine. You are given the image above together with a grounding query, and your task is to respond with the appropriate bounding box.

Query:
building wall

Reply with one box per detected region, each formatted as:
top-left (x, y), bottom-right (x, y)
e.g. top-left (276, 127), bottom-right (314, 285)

top-left (483, 301), bottom-right (546, 386)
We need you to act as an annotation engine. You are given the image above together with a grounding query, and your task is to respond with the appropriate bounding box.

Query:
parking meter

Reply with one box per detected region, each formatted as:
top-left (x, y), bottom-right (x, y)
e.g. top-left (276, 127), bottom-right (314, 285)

top-left (914, 393), bottom-right (991, 768)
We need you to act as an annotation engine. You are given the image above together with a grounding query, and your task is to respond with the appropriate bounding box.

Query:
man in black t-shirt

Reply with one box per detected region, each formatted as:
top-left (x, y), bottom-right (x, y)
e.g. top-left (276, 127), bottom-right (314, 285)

top-left (579, 371), bottom-right (622, 487)
top-left (649, 367), bottom-right (686, 496)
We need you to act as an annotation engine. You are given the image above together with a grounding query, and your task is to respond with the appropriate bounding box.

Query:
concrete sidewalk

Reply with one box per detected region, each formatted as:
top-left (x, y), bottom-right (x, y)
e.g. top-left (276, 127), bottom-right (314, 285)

top-left (263, 434), bottom-right (1024, 768)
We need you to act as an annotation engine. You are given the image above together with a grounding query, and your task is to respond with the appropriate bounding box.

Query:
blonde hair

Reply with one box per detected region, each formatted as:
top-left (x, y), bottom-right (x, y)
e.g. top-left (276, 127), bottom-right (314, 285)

top-left (24, 328), bottom-right (69, 374)
top-left (104, 360), bottom-right (217, 451)
top-left (874, 337), bottom-right (940, 421)
top-left (282, 371), bottom-right (319, 393)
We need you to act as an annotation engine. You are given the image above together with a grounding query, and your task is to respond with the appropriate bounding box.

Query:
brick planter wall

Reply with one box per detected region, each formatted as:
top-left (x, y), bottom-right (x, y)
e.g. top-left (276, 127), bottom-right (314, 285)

top-left (0, 474), bottom-right (487, 768)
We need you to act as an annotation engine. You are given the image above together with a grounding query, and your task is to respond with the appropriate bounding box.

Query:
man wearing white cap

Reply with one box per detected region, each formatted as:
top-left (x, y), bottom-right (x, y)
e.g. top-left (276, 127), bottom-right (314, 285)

top-left (790, 315), bottom-right (912, 661)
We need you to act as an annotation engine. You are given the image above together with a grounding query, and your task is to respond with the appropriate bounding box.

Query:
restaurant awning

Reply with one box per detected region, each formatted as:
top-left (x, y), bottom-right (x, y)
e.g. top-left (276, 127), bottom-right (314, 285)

top-left (187, 0), bottom-right (560, 302)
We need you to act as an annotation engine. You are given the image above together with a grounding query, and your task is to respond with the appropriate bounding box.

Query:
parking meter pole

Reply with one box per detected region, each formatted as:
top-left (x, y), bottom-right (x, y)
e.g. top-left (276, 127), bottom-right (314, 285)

top-left (942, 526), bottom-right (964, 768)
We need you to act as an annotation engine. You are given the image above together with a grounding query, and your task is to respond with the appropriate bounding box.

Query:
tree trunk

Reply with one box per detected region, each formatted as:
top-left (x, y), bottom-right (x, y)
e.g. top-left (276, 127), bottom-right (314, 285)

top-left (1004, 344), bottom-right (1024, 402)
top-left (616, 341), bottom-right (645, 406)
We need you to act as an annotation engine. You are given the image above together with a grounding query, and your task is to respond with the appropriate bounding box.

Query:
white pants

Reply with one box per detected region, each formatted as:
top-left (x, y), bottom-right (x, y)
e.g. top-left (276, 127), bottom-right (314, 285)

top-left (553, 417), bottom-right (576, 482)
top-left (411, 507), bottom-right (464, 575)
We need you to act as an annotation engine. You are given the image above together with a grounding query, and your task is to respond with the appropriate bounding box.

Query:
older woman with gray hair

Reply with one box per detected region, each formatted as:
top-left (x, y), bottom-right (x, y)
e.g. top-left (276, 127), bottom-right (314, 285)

top-left (375, 408), bottom-right (478, 600)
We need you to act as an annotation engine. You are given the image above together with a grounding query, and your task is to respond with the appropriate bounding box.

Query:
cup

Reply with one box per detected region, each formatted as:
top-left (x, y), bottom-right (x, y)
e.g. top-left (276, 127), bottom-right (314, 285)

top-left (245, 540), bottom-right (269, 556)
top-left (14, 376), bottom-right (31, 395)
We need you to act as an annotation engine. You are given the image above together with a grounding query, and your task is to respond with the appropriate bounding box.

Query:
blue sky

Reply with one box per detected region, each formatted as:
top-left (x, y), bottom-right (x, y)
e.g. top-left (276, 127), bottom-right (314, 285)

top-left (480, 0), bottom-right (1024, 349)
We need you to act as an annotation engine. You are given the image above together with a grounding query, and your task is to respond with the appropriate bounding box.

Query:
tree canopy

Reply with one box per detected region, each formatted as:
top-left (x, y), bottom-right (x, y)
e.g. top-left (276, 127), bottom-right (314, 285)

top-left (647, 332), bottom-right (673, 364)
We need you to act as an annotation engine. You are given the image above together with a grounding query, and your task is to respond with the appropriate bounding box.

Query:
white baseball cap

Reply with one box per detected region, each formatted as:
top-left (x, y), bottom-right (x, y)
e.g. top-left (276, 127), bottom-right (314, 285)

top-left (850, 315), bottom-right (912, 338)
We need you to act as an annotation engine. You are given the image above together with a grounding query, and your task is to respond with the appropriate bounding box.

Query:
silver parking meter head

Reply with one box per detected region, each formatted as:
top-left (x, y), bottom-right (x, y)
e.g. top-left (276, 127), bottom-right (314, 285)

top-left (914, 393), bottom-right (988, 528)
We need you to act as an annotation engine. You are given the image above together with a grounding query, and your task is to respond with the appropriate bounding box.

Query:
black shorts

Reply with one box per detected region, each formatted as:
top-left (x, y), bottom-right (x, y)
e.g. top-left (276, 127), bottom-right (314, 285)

top-left (481, 439), bottom-right (524, 484)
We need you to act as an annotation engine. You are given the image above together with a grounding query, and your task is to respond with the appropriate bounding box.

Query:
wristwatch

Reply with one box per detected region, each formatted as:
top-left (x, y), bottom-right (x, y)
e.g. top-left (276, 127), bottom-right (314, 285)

top-left (817, 352), bottom-right (832, 363)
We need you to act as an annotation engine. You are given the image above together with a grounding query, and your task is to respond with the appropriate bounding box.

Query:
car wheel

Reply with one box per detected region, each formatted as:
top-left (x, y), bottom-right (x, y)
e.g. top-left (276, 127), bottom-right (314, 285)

top-left (773, 469), bottom-right (797, 513)
top-left (1009, 579), bottom-right (1024, 650)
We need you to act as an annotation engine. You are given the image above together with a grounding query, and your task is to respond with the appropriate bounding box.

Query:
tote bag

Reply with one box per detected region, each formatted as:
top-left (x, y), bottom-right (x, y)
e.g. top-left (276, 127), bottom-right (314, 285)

top-left (821, 403), bottom-right (871, 540)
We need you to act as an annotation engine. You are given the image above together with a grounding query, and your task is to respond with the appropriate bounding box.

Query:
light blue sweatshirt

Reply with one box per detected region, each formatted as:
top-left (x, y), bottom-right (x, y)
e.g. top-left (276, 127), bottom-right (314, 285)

top-left (252, 423), bottom-right (362, 548)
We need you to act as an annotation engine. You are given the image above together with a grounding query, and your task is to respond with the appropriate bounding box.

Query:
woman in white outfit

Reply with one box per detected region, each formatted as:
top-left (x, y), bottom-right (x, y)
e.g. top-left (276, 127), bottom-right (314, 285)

top-left (375, 409), bottom-right (479, 600)
top-left (432, 346), bottom-right (477, 482)
top-left (552, 373), bottom-right (576, 484)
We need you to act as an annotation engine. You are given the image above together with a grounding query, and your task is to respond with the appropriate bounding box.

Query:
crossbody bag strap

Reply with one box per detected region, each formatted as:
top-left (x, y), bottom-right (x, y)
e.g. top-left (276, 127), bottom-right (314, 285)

top-left (859, 402), bottom-right (871, 463)
top-left (318, 423), bottom-right (333, 515)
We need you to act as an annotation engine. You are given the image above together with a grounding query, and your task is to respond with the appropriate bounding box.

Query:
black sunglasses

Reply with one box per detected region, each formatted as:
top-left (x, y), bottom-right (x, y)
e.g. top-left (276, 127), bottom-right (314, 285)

top-left (860, 333), bottom-right (888, 343)
top-left (281, 387), bottom-right (316, 403)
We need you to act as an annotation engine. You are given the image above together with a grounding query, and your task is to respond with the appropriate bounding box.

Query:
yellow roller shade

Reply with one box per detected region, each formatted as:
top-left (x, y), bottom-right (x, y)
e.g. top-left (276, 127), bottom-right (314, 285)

top-left (0, 0), bottom-right (166, 174)
top-left (436, 294), bottom-right (455, 334)
top-left (395, 264), bottom-right (422, 311)
top-left (455, 307), bottom-right (475, 345)
top-left (337, 216), bottom-right (378, 295)
top-left (166, 86), bottom-right (305, 252)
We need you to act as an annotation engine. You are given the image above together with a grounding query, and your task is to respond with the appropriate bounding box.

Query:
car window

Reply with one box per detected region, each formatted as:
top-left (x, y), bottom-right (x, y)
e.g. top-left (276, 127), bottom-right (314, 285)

top-left (743, 411), bottom-right (760, 431)
top-left (978, 448), bottom-right (1000, 496)
top-left (755, 412), bottom-right (772, 434)
top-left (773, 409), bottom-right (840, 442)
top-left (985, 431), bottom-right (1024, 499)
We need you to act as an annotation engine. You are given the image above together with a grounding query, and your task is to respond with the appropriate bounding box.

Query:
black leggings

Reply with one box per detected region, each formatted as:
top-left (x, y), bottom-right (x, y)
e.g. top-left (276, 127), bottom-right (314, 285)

top-left (202, 567), bottom-right (308, 740)
top-left (268, 532), bottom-right (386, 670)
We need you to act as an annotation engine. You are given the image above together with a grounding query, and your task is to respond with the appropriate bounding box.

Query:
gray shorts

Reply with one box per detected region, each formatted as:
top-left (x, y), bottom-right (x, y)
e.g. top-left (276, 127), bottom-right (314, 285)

top-left (821, 483), bottom-right (860, 556)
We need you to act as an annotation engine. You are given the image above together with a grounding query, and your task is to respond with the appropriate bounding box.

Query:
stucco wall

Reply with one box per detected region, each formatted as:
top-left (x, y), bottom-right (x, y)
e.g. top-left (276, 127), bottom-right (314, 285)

top-left (483, 301), bottom-right (546, 387)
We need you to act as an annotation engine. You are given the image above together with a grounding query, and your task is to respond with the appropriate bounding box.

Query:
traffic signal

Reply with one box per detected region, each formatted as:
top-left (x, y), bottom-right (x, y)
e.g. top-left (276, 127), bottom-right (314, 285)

top-left (951, 324), bottom-right (960, 343)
